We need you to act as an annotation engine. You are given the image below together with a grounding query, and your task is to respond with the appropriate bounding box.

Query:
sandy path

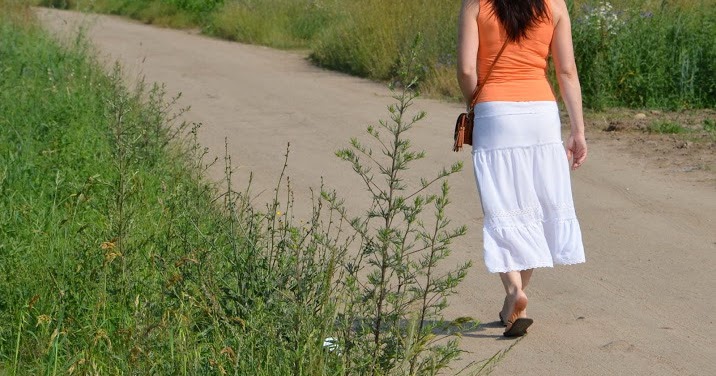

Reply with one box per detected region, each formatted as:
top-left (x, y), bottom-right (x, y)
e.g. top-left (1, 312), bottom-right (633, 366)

top-left (37, 9), bottom-right (716, 375)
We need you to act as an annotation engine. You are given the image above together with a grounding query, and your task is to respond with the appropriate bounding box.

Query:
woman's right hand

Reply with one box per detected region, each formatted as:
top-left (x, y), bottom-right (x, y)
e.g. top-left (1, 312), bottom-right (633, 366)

top-left (552, 0), bottom-right (587, 171)
top-left (566, 132), bottom-right (587, 170)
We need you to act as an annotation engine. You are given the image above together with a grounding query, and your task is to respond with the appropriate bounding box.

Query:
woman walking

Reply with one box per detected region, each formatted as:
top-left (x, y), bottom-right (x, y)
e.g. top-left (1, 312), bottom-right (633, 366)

top-left (457, 0), bottom-right (587, 337)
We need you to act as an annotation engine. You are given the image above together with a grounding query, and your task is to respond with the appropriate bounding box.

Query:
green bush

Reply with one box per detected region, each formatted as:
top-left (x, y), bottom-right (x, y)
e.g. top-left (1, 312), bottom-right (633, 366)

top-left (571, 0), bottom-right (715, 109)
top-left (164, 0), bottom-right (223, 13)
top-left (35, 0), bottom-right (75, 9)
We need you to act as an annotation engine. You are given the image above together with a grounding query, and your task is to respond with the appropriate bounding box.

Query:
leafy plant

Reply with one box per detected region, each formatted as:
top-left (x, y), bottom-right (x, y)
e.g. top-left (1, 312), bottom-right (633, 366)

top-left (323, 38), bottom-right (471, 376)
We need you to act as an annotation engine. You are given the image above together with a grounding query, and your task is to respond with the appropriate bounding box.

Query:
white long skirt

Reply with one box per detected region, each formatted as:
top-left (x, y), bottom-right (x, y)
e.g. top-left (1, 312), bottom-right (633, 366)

top-left (472, 101), bottom-right (585, 273)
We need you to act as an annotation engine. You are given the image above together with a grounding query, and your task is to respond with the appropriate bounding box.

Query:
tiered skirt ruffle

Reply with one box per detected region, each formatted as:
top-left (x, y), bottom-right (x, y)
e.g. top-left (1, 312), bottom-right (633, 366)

top-left (472, 101), bottom-right (585, 273)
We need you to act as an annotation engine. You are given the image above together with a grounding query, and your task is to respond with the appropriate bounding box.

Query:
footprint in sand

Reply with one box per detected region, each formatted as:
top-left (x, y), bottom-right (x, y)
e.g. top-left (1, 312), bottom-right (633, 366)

top-left (600, 340), bottom-right (636, 353)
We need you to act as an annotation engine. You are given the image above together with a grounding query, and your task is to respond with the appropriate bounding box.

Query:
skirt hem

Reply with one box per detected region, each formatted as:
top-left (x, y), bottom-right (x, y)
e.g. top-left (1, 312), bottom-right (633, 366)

top-left (487, 258), bottom-right (585, 274)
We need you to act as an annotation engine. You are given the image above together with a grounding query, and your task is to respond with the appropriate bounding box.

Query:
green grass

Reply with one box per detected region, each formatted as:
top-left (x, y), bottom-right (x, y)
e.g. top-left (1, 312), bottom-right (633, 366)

top-left (44, 0), bottom-right (716, 110)
top-left (1, 2), bottom-right (487, 374)
top-left (0, 3), bottom-right (343, 373)
top-left (703, 118), bottom-right (716, 132)
top-left (308, 0), bottom-right (456, 82)
top-left (209, 0), bottom-right (332, 49)
top-left (648, 120), bottom-right (687, 134)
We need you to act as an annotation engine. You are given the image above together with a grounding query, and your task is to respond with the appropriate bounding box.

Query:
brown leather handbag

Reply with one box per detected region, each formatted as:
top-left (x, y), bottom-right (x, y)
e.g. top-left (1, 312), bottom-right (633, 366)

top-left (453, 41), bottom-right (509, 152)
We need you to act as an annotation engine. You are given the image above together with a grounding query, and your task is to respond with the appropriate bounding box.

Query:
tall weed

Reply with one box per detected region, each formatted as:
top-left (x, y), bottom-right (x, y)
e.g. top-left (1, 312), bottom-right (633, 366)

top-left (323, 42), bottom-right (471, 375)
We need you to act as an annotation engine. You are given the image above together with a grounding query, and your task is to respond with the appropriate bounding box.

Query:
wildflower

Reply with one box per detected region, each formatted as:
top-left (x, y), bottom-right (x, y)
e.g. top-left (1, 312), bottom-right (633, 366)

top-left (100, 241), bottom-right (115, 250)
top-left (104, 251), bottom-right (122, 265)
top-left (220, 346), bottom-right (237, 362)
top-left (93, 329), bottom-right (112, 348)
top-left (28, 294), bottom-right (40, 310)
top-left (36, 314), bottom-right (52, 327)
top-left (581, 1), bottom-right (623, 36)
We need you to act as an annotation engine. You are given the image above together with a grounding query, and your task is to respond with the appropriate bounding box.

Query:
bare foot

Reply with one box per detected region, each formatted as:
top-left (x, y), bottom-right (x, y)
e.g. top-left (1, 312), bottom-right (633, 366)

top-left (504, 290), bottom-right (529, 331)
top-left (500, 294), bottom-right (527, 325)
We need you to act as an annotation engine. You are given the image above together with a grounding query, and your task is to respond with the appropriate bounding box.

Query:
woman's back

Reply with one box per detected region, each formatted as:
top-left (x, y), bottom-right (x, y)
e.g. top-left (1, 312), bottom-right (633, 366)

top-left (476, 0), bottom-right (555, 103)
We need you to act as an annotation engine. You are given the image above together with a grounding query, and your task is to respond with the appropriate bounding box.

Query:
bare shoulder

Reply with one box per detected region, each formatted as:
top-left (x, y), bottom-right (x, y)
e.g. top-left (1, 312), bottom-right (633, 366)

top-left (550, 0), bottom-right (568, 24)
top-left (462, 0), bottom-right (480, 12)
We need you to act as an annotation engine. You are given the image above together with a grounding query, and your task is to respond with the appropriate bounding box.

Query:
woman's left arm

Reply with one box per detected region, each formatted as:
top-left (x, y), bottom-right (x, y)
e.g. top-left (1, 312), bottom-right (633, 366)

top-left (457, 0), bottom-right (480, 108)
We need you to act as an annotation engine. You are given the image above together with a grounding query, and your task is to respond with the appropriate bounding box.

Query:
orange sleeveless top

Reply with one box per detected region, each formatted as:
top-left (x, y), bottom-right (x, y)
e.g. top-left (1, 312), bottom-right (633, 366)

top-left (476, 0), bottom-right (556, 103)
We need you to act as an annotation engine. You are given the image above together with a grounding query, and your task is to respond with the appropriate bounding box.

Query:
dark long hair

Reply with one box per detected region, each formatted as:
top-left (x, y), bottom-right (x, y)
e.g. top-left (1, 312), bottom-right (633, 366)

top-left (489, 0), bottom-right (551, 42)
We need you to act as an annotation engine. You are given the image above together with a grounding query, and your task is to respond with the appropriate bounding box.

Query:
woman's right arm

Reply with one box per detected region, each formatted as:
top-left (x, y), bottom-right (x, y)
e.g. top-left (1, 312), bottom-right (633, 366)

top-left (551, 0), bottom-right (587, 170)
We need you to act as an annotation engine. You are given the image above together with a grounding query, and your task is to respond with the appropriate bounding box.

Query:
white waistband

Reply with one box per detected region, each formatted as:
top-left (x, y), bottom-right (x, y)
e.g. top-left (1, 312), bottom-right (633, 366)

top-left (474, 101), bottom-right (558, 119)
top-left (472, 101), bottom-right (563, 150)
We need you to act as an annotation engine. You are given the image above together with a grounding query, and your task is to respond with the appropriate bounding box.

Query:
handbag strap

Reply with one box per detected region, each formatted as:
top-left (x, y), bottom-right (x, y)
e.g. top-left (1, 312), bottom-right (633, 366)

top-left (469, 40), bottom-right (509, 110)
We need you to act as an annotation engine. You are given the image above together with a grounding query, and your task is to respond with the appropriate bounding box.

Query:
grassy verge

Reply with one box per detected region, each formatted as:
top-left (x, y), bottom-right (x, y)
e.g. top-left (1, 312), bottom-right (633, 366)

top-left (1, 2), bottom-right (488, 374)
top-left (37, 0), bottom-right (716, 110)
top-left (1, 2), bottom-right (310, 373)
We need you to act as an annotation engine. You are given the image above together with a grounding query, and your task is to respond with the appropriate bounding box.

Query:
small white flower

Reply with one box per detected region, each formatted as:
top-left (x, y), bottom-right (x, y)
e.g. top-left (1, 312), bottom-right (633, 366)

top-left (323, 337), bottom-right (341, 354)
top-left (581, 1), bottom-right (623, 36)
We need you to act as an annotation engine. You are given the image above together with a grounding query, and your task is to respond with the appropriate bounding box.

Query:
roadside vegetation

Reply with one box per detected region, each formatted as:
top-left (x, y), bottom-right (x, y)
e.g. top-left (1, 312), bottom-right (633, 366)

top-left (36, 0), bottom-right (716, 110)
top-left (2, 1), bottom-right (501, 374)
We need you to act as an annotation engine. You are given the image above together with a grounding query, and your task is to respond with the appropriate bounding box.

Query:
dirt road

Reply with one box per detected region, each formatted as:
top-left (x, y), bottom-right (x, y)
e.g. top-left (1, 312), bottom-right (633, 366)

top-left (37, 9), bottom-right (715, 375)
